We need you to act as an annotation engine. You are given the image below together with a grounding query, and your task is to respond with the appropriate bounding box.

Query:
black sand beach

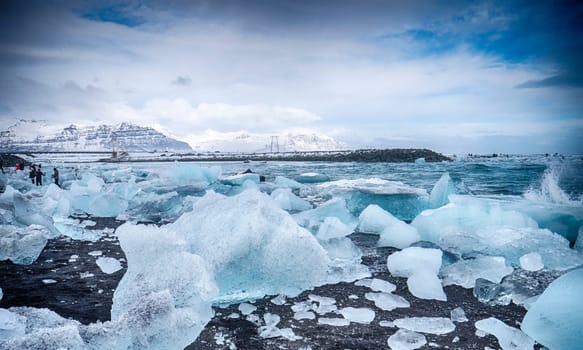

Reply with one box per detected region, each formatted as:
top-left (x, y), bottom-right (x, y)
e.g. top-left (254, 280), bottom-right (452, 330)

top-left (0, 216), bottom-right (552, 349)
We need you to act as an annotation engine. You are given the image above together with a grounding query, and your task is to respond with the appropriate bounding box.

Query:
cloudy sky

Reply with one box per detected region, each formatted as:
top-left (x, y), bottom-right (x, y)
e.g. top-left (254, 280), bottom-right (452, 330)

top-left (1, 0), bottom-right (582, 154)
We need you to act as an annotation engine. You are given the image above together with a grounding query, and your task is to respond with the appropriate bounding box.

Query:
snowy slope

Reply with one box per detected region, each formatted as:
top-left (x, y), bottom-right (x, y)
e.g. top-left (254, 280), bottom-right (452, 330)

top-left (0, 120), bottom-right (192, 152)
top-left (190, 131), bottom-right (350, 153)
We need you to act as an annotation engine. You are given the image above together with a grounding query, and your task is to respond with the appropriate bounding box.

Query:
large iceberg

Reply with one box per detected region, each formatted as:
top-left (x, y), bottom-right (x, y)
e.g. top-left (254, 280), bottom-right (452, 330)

top-left (412, 195), bottom-right (583, 270)
top-left (0, 224), bottom-right (49, 265)
top-left (128, 189), bottom-right (338, 302)
top-left (521, 267), bottom-right (583, 350)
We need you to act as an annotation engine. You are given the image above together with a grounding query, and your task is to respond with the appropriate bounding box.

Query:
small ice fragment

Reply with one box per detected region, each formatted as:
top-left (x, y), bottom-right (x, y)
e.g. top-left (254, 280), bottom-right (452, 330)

top-left (379, 320), bottom-right (395, 327)
top-left (88, 250), bottom-right (102, 257)
top-left (318, 318), bottom-right (350, 326)
top-left (291, 301), bottom-right (312, 313)
top-left (293, 311), bottom-right (315, 320)
top-left (339, 307), bottom-right (375, 324)
top-left (348, 294), bottom-right (359, 300)
top-left (81, 220), bottom-right (97, 227)
top-left (214, 332), bottom-right (225, 345)
top-left (393, 317), bottom-right (455, 335)
top-left (270, 294), bottom-right (286, 305)
top-left (370, 278), bottom-right (397, 293)
top-left (407, 270), bottom-right (447, 301)
top-left (450, 307), bottom-right (468, 323)
top-left (519, 252), bottom-right (543, 271)
top-left (96, 257), bottom-right (123, 274)
top-left (475, 317), bottom-right (534, 350)
top-left (308, 294), bottom-right (336, 305)
top-left (387, 329), bottom-right (427, 350)
top-left (42, 279), bottom-right (57, 284)
top-left (227, 313), bottom-right (240, 319)
top-left (238, 302), bottom-right (257, 315)
top-left (79, 272), bottom-right (94, 279)
top-left (365, 292), bottom-right (410, 311)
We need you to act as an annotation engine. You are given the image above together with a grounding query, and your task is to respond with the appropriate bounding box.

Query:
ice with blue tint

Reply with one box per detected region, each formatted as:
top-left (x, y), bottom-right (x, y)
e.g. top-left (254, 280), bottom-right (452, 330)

top-left (393, 317), bottom-right (455, 335)
top-left (387, 329), bottom-right (426, 350)
top-left (0, 225), bottom-right (49, 265)
top-left (274, 176), bottom-right (304, 190)
top-left (476, 317), bottom-right (534, 350)
top-left (270, 188), bottom-right (312, 211)
top-left (220, 173), bottom-right (260, 186)
top-left (521, 267), bottom-right (583, 350)
top-left (315, 217), bottom-right (353, 241)
top-left (111, 223), bottom-right (218, 349)
top-left (158, 162), bottom-right (221, 187)
top-left (295, 172), bottom-right (330, 183)
top-left (429, 173), bottom-right (456, 208)
top-left (293, 198), bottom-right (357, 234)
top-left (317, 178), bottom-right (427, 196)
top-left (412, 195), bottom-right (583, 270)
top-left (356, 204), bottom-right (421, 249)
top-left (356, 205), bottom-right (420, 249)
top-left (120, 189), bottom-right (360, 303)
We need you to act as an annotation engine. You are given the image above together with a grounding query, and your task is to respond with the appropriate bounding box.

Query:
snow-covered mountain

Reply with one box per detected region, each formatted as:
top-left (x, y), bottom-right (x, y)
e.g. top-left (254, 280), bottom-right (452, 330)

top-left (190, 131), bottom-right (351, 153)
top-left (0, 120), bottom-right (192, 153)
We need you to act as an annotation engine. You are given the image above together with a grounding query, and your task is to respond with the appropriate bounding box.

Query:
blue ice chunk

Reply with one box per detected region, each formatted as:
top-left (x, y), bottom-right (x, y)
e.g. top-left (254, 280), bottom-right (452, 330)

top-left (522, 267), bottom-right (583, 350)
top-left (429, 173), bottom-right (456, 208)
top-left (295, 172), bottom-right (330, 183)
top-left (293, 198), bottom-right (357, 234)
top-left (270, 188), bottom-right (312, 211)
top-left (0, 225), bottom-right (49, 265)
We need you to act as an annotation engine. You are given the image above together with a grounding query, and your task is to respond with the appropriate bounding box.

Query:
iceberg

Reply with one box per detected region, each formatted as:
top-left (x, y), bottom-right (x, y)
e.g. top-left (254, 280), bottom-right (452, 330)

top-left (412, 195), bottom-right (583, 270)
top-left (164, 189), bottom-right (337, 301)
top-left (521, 267), bottom-right (583, 350)
top-left (0, 224), bottom-right (49, 265)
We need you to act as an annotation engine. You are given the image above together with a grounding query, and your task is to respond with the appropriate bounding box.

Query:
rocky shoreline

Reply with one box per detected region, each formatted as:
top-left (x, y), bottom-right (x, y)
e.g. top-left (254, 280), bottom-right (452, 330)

top-left (0, 217), bottom-right (548, 349)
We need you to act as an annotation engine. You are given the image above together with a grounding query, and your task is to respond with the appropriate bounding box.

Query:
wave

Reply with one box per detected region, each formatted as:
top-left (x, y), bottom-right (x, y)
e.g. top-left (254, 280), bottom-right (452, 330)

top-left (524, 163), bottom-right (582, 205)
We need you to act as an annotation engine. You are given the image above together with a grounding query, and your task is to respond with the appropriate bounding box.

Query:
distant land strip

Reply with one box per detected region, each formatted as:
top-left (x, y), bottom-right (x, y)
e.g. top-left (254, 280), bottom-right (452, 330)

top-left (117, 148), bottom-right (451, 163)
top-left (1, 148), bottom-right (452, 164)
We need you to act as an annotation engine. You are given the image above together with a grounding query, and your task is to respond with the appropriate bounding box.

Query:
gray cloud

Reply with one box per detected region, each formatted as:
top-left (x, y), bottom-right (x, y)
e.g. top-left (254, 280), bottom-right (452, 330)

top-left (172, 76), bottom-right (192, 86)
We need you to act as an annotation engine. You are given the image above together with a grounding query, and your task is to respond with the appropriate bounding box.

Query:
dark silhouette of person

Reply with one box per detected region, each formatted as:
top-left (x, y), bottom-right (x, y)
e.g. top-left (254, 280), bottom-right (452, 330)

top-left (52, 168), bottom-right (60, 187)
top-left (35, 164), bottom-right (44, 186)
top-left (0, 157), bottom-right (4, 174)
top-left (29, 164), bottom-right (36, 184)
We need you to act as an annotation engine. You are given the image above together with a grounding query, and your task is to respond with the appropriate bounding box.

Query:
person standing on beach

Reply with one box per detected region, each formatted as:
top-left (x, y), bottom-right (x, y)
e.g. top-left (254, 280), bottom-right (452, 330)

top-left (29, 164), bottom-right (36, 184)
top-left (52, 167), bottom-right (60, 187)
top-left (0, 157), bottom-right (4, 174)
top-left (35, 164), bottom-right (44, 186)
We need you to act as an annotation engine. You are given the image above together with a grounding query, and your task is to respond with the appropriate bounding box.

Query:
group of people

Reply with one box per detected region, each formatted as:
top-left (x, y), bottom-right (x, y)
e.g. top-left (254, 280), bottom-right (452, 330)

top-left (28, 164), bottom-right (59, 187)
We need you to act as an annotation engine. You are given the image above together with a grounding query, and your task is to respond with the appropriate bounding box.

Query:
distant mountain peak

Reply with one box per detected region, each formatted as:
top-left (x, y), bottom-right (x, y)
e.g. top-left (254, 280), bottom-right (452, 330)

top-left (0, 121), bottom-right (192, 153)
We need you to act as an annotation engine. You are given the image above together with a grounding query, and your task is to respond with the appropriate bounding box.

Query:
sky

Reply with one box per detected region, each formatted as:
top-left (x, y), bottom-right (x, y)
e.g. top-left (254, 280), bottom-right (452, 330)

top-left (0, 0), bottom-right (582, 154)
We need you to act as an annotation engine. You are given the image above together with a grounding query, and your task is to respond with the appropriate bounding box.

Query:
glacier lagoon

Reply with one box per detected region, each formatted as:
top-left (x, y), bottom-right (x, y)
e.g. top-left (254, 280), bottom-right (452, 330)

top-left (0, 154), bottom-right (582, 349)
